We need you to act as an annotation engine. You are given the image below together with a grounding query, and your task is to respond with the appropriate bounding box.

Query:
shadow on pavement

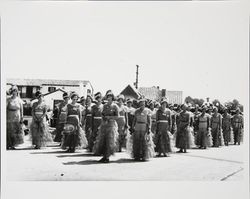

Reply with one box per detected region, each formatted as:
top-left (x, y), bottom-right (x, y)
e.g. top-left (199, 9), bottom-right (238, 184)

top-left (62, 158), bottom-right (141, 165)
top-left (30, 150), bottom-right (71, 154)
top-left (7, 147), bottom-right (35, 151)
top-left (57, 153), bottom-right (98, 158)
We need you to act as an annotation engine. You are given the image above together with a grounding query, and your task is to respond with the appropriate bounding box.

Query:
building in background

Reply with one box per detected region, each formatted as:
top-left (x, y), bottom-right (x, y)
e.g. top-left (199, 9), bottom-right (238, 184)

top-left (6, 78), bottom-right (94, 126)
top-left (139, 86), bottom-right (183, 104)
top-left (120, 84), bottom-right (142, 100)
top-left (6, 78), bottom-right (93, 101)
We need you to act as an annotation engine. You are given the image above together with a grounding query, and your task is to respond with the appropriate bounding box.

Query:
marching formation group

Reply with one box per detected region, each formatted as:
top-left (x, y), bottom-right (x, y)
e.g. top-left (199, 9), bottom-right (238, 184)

top-left (7, 85), bottom-right (244, 163)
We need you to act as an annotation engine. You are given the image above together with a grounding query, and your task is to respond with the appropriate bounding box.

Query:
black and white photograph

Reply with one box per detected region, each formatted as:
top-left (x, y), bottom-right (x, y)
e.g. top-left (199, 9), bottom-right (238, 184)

top-left (1, 1), bottom-right (249, 199)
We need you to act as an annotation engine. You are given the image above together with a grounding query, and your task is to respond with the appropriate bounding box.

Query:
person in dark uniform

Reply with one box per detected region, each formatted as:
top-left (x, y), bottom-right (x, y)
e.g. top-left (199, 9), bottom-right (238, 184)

top-left (54, 92), bottom-right (70, 144)
top-left (83, 94), bottom-right (94, 151)
top-left (61, 93), bottom-right (88, 153)
top-left (155, 98), bottom-right (173, 157)
top-left (231, 108), bottom-right (243, 145)
top-left (127, 98), bottom-right (155, 161)
top-left (116, 94), bottom-right (129, 152)
top-left (175, 104), bottom-right (195, 153)
top-left (210, 107), bottom-right (224, 147)
top-left (89, 92), bottom-right (103, 152)
top-left (93, 90), bottom-right (119, 163)
top-left (222, 108), bottom-right (233, 146)
top-left (126, 98), bottom-right (136, 134)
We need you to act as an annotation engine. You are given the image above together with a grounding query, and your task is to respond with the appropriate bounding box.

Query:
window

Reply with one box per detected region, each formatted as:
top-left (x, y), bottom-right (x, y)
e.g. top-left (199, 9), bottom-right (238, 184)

top-left (48, 87), bottom-right (56, 93)
top-left (26, 86), bottom-right (33, 98)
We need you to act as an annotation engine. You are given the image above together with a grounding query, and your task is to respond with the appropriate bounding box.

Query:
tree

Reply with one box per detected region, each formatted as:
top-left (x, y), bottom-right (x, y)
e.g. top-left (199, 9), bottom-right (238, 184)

top-left (193, 98), bottom-right (204, 107)
top-left (184, 96), bottom-right (204, 107)
top-left (184, 96), bottom-right (193, 104)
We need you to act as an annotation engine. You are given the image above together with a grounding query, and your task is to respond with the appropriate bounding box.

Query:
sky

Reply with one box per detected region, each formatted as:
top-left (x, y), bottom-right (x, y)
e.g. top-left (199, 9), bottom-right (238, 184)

top-left (1, 1), bottom-right (249, 105)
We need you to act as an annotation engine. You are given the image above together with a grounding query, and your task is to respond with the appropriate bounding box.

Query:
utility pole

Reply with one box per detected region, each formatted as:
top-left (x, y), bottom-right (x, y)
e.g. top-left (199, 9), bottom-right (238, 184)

top-left (135, 65), bottom-right (139, 89)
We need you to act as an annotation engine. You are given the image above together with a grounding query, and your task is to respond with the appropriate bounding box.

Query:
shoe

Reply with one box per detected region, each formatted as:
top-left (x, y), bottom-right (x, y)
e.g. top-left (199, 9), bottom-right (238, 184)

top-left (157, 153), bottom-right (162, 157)
top-left (98, 157), bottom-right (106, 162)
top-left (103, 158), bottom-right (110, 163)
top-left (177, 149), bottom-right (183, 153)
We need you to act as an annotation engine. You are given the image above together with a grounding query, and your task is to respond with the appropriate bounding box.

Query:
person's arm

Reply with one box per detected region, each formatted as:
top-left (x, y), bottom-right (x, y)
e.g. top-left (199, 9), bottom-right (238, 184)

top-left (131, 111), bottom-right (137, 134)
top-left (57, 105), bottom-right (62, 120)
top-left (31, 103), bottom-right (38, 121)
top-left (147, 110), bottom-right (152, 134)
top-left (169, 111), bottom-right (172, 132)
top-left (219, 114), bottom-right (222, 130)
top-left (39, 104), bottom-right (47, 121)
top-left (124, 110), bottom-right (129, 129)
top-left (113, 104), bottom-right (119, 117)
top-left (207, 115), bottom-right (210, 131)
top-left (78, 106), bottom-right (82, 126)
top-left (187, 113), bottom-right (191, 127)
top-left (231, 116), bottom-right (234, 129)
top-left (19, 99), bottom-right (24, 123)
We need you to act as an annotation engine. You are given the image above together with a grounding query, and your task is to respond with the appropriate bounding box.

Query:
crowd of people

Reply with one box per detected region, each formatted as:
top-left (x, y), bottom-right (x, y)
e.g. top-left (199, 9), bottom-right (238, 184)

top-left (6, 85), bottom-right (244, 163)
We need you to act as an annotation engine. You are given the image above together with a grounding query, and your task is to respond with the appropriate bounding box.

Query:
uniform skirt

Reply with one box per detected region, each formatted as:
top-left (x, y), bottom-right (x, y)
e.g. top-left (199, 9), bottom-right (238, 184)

top-left (211, 126), bottom-right (224, 147)
top-left (116, 116), bottom-right (127, 149)
top-left (126, 123), bottom-right (155, 160)
top-left (175, 125), bottom-right (195, 149)
top-left (7, 121), bottom-right (24, 147)
top-left (61, 116), bottom-right (88, 149)
top-left (93, 119), bottom-right (119, 157)
top-left (88, 117), bottom-right (102, 151)
top-left (154, 122), bottom-right (175, 153)
top-left (30, 119), bottom-right (52, 147)
top-left (195, 127), bottom-right (213, 147)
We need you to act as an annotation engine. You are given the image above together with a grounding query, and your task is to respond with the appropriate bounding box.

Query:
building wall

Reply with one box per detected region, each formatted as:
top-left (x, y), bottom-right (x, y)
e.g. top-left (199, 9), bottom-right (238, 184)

top-left (164, 91), bottom-right (183, 104)
top-left (43, 90), bottom-right (66, 110)
top-left (40, 82), bottom-right (93, 98)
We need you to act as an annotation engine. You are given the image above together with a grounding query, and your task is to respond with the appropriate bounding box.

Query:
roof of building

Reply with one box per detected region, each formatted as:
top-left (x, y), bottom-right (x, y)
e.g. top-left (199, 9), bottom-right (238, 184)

top-left (138, 86), bottom-right (161, 101)
top-left (6, 78), bottom-right (91, 87)
top-left (43, 88), bottom-right (67, 97)
top-left (120, 84), bottom-right (142, 99)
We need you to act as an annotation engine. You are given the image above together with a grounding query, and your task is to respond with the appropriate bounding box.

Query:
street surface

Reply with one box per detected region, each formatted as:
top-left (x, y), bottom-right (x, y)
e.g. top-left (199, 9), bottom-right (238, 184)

top-left (5, 136), bottom-right (245, 181)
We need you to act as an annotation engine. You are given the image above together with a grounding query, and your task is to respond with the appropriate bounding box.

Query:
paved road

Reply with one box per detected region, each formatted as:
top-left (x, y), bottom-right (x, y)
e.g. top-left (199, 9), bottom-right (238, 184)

top-left (5, 136), bottom-right (245, 181)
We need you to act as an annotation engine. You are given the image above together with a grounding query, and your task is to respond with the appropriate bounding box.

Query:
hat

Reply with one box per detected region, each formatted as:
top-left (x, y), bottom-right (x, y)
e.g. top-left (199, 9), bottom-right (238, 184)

top-left (106, 90), bottom-right (115, 100)
top-left (126, 98), bottom-right (133, 104)
top-left (86, 94), bottom-right (93, 101)
top-left (63, 92), bottom-right (69, 99)
top-left (94, 92), bottom-right (102, 100)
top-left (71, 93), bottom-right (79, 99)
top-left (138, 98), bottom-right (146, 103)
top-left (148, 100), bottom-right (154, 106)
top-left (80, 96), bottom-right (85, 102)
top-left (117, 94), bottom-right (125, 101)
top-left (9, 85), bottom-right (19, 94)
top-left (35, 91), bottom-right (43, 98)
top-left (160, 98), bottom-right (168, 105)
